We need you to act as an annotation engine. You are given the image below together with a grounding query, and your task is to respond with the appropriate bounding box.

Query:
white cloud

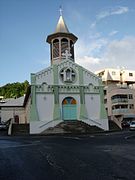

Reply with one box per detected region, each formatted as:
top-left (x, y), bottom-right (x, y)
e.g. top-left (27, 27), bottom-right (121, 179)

top-left (75, 37), bottom-right (107, 57)
top-left (91, 6), bottom-right (129, 28)
top-left (75, 36), bottom-right (107, 71)
top-left (103, 36), bottom-right (135, 69)
top-left (109, 30), bottom-right (118, 36)
top-left (97, 6), bottom-right (129, 20)
top-left (76, 56), bottom-right (101, 71)
top-left (75, 36), bottom-right (135, 72)
top-left (77, 56), bottom-right (100, 65)
top-left (111, 6), bottom-right (129, 15)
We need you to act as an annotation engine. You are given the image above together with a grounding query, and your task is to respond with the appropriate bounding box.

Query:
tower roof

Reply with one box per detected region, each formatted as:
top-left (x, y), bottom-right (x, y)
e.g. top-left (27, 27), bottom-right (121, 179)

top-left (46, 14), bottom-right (78, 44)
top-left (55, 15), bottom-right (69, 33)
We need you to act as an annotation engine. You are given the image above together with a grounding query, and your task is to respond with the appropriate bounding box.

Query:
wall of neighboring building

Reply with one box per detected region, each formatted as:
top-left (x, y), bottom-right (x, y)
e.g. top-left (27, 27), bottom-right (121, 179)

top-left (107, 87), bottom-right (135, 116)
top-left (122, 70), bottom-right (135, 82)
top-left (96, 68), bottom-right (135, 128)
top-left (25, 97), bottom-right (31, 124)
top-left (1, 107), bottom-right (25, 123)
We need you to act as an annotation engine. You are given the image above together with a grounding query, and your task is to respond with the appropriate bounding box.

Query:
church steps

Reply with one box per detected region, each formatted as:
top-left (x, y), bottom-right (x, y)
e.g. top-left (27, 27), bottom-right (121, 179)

top-left (41, 120), bottom-right (103, 135)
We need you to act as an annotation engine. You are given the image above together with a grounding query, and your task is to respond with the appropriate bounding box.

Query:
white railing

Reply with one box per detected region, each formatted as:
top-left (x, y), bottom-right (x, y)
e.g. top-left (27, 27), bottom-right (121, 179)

top-left (8, 118), bottom-right (13, 135)
top-left (39, 120), bottom-right (55, 129)
top-left (112, 116), bottom-right (123, 129)
top-left (112, 108), bottom-right (129, 115)
top-left (79, 116), bottom-right (102, 126)
top-left (112, 98), bottom-right (128, 104)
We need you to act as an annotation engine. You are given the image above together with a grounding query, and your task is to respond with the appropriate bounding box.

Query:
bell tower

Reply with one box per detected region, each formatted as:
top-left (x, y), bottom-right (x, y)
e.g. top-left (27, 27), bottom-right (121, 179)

top-left (46, 9), bottom-right (78, 65)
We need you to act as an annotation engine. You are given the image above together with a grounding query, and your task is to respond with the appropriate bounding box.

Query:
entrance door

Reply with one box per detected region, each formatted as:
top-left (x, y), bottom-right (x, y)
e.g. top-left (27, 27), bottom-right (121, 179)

top-left (62, 97), bottom-right (77, 120)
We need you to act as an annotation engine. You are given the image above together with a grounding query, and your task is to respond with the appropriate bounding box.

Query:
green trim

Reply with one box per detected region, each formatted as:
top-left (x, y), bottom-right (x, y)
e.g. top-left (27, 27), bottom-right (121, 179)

top-left (78, 67), bottom-right (88, 119)
top-left (53, 64), bottom-right (58, 84)
top-left (52, 65), bottom-right (60, 120)
top-left (98, 79), bottom-right (107, 119)
top-left (53, 86), bottom-right (59, 104)
top-left (79, 103), bottom-right (88, 119)
top-left (31, 73), bottom-right (36, 84)
top-left (30, 74), bottom-right (39, 121)
top-left (79, 86), bottom-right (85, 104)
top-left (78, 66), bottom-right (84, 85)
top-left (53, 104), bottom-right (61, 120)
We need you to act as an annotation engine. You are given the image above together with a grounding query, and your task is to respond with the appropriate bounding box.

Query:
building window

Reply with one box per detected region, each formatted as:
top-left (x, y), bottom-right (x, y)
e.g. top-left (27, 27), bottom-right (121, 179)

top-left (99, 71), bottom-right (104, 77)
top-left (104, 99), bottom-right (107, 104)
top-left (129, 73), bottom-right (133, 77)
top-left (60, 67), bottom-right (76, 83)
top-left (70, 40), bottom-right (74, 60)
top-left (61, 38), bottom-right (68, 55)
top-left (112, 71), bottom-right (116, 75)
top-left (53, 39), bottom-right (59, 58)
top-left (129, 94), bottom-right (133, 99)
top-left (129, 104), bottom-right (134, 109)
top-left (14, 115), bottom-right (19, 124)
top-left (104, 90), bottom-right (107, 95)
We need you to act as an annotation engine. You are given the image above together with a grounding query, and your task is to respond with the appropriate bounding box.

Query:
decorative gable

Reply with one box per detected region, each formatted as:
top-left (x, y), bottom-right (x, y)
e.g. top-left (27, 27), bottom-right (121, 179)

top-left (35, 67), bottom-right (53, 85)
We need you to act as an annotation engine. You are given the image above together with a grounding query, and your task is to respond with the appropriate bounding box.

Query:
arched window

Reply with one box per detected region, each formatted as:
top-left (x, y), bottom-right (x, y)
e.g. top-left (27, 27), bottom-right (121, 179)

top-left (70, 40), bottom-right (74, 60)
top-left (60, 68), bottom-right (76, 83)
top-left (53, 39), bottom-right (59, 58)
top-left (62, 97), bottom-right (76, 105)
top-left (61, 38), bottom-right (68, 55)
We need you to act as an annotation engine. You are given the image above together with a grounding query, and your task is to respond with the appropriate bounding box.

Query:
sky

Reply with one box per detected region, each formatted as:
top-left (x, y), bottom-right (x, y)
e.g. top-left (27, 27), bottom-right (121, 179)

top-left (0, 0), bottom-right (135, 86)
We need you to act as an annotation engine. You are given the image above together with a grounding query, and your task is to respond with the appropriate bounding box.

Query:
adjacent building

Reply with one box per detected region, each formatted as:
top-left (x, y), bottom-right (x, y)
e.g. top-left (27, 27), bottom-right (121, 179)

top-left (0, 93), bottom-right (30, 125)
top-left (95, 68), bottom-right (135, 128)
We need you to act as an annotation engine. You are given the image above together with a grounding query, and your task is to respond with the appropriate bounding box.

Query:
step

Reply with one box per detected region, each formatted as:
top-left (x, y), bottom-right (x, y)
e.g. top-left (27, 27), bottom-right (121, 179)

top-left (42, 120), bottom-right (102, 134)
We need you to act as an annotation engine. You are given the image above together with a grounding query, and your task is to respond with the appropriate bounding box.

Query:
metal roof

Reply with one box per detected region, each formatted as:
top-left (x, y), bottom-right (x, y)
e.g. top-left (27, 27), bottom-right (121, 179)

top-left (0, 96), bottom-right (25, 107)
top-left (55, 15), bottom-right (69, 33)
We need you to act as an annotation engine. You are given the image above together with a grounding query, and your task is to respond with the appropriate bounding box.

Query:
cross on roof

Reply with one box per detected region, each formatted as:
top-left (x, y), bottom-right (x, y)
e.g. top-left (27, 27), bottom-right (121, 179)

top-left (59, 6), bottom-right (63, 16)
top-left (62, 50), bottom-right (72, 59)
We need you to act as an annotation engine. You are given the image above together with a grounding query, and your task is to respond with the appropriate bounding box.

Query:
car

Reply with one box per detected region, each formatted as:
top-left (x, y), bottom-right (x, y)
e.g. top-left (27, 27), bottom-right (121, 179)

top-left (121, 121), bottom-right (130, 128)
top-left (0, 123), bottom-right (8, 130)
top-left (129, 121), bottom-right (135, 131)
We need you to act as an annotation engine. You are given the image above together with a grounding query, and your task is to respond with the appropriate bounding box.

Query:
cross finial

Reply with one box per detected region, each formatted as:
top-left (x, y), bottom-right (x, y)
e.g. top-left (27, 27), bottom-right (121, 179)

top-left (59, 5), bottom-right (63, 16)
top-left (62, 50), bottom-right (72, 59)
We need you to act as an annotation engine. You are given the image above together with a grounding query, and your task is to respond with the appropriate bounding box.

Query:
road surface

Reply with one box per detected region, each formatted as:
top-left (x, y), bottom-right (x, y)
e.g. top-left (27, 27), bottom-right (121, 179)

top-left (0, 131), bottom-right (135, 180)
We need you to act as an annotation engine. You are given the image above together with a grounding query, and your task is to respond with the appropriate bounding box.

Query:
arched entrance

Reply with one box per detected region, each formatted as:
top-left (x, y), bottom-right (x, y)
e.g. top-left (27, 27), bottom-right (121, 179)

top-left (62, 97), bottom-right (77, 120)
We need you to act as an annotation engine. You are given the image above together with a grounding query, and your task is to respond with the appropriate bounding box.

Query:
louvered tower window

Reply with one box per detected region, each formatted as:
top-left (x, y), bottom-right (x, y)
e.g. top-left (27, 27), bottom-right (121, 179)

top-left (61, 38), bottom-right (68, 55)
top-left (53, 39), bottom-right (59, 58)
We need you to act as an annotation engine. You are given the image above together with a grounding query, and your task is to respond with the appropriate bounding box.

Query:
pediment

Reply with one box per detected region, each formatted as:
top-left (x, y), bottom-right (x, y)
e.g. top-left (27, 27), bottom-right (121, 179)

top-left (56, 59), bottom-right (99, 81)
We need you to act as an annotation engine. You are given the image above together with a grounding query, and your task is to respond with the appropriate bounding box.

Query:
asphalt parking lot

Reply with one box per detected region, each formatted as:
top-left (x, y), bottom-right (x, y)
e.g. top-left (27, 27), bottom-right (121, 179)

top-left (0, 131), bottom-right (135, 180)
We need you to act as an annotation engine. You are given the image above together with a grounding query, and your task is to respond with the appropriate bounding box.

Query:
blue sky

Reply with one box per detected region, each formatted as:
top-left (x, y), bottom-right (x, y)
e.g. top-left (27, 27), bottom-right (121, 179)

top-left (0, 0), bottom-right (135, 86)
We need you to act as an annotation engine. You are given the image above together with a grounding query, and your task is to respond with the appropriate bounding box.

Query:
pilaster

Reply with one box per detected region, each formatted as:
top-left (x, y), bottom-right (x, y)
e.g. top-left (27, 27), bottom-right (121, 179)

top-left (30, 73), bottom-right (39, 121)
top-left (78, 66), bottom-right (88, 119)
top-left (53, 65), bottom-right (61, 120)
top-left (98, 79), bottom-right (107, 119)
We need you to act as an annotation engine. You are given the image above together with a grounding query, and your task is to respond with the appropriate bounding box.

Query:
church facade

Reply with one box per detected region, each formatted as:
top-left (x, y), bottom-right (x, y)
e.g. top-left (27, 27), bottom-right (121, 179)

top-left (30, 14), bottom-right (108, 134)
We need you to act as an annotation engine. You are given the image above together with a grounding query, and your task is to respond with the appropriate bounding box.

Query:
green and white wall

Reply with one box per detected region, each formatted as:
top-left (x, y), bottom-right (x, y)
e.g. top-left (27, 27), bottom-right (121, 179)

top-left (30, 59), bottom-right (108, 134)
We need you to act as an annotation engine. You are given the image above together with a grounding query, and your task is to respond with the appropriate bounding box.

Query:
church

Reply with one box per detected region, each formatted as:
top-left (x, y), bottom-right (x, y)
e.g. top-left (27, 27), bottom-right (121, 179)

top-left (29, 13), bottom-right (109, 134)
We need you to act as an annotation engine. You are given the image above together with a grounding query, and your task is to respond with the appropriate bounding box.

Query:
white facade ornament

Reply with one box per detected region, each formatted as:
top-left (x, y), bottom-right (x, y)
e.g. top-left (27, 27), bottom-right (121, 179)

top-left (60, 67), bottom-right (76, 83)
top-left (62, 50), bottom-right (72, 59)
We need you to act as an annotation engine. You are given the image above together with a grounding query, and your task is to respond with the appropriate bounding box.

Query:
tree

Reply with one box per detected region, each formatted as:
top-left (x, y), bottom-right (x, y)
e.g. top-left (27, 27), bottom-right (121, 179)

top-left (0, 80), bottom-right (30, 98)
